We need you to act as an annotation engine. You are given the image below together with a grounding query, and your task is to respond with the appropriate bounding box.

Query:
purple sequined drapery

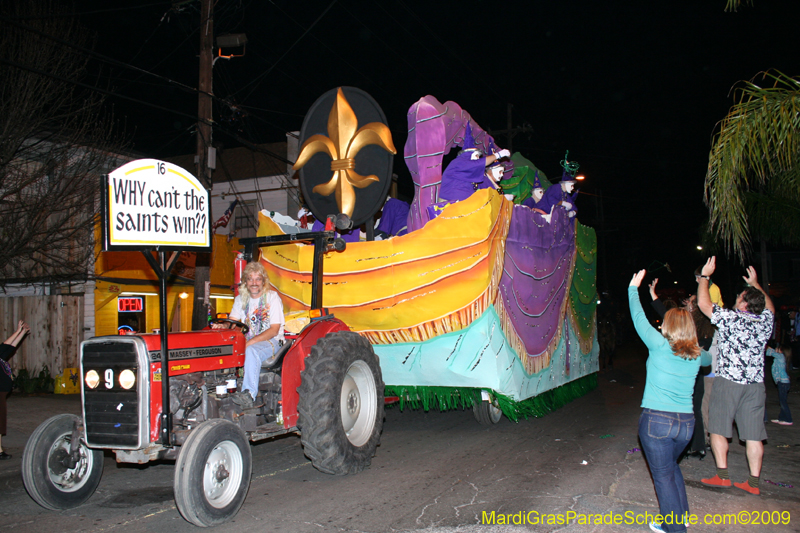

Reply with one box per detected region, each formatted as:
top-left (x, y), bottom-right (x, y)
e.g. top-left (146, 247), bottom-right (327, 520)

top-left (497, 205), bottom-right (577, 373)
top-left (404, 96), bottom-right (511, 233)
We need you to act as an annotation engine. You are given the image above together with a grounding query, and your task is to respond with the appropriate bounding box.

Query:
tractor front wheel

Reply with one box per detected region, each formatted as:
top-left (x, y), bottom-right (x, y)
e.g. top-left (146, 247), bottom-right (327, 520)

top-left (297, 331), bottom-right (384, 475)
top-left (174, 419), bottom-right (252, 527)
top-left (22, 414), bottom-right (104, 510)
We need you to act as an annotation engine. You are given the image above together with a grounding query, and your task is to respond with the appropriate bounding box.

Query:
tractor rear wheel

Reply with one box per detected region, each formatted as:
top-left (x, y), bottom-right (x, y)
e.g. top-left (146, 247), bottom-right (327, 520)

top-left (174, 419), bottom-right (252, 527)
top-left (297, 331), bottom-right (384, 475)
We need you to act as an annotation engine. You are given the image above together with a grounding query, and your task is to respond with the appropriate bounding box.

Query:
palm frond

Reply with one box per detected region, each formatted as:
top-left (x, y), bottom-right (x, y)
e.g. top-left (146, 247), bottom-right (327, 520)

top-left (697, 218), bottom-right (725, 258)
top-left (725, 0), bottom-right (752, 12)
top-left (743, 172), bottom-right (800, 246)
top-left (704, 70), bottom-right (800, 260)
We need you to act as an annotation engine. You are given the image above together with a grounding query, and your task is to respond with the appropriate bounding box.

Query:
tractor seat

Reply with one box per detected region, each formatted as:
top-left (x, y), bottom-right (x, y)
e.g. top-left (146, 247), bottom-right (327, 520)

top-left (261, 339), bottom-right (294, 370)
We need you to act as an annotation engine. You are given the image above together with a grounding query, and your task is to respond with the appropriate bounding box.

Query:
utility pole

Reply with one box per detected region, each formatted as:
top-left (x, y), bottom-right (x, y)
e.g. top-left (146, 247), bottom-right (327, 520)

top-left (489, 103), bottom-right (533, 153)
top-left (507, 103), bottom-right (513, 153)
top-left (192, 0), bottom-right (213, 330)
top-left (196, 0), bottom-right (213, 190)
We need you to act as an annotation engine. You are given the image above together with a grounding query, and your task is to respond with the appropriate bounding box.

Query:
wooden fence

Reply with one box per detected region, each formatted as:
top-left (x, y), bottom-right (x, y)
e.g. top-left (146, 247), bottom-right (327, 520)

top-left (0, 295), bottom-right (84, 375)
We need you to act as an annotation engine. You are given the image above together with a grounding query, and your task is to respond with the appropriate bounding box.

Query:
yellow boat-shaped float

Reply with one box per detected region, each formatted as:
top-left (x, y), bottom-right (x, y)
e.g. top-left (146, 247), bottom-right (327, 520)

top-left (256, 188), bottom-right (598, 418)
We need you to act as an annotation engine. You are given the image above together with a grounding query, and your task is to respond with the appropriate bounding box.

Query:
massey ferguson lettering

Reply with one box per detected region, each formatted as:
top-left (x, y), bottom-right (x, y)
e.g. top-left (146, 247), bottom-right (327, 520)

top-left (149, 345), bottom-right (231, 361)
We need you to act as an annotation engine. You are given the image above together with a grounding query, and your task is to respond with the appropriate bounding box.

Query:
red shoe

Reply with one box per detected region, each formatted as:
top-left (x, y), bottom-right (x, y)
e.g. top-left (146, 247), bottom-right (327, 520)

top-left (734, 481), bottom-right (760, 495)
top-left (701, 475), bottom-right (732, 488)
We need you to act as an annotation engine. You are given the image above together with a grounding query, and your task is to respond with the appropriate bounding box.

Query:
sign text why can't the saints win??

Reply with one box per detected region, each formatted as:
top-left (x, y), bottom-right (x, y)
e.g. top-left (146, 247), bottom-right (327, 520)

top-left (105, 159), bottom-right (210, 249)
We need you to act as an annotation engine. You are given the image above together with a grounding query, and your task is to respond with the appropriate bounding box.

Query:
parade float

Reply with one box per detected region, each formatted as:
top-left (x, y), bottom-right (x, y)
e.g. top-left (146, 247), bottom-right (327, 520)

top-left (20, 87), bottom-right (597, 529)
top-left (263, 88), bottom-right (599, 421)
top-left (20, 87), bottom-right (598, 529)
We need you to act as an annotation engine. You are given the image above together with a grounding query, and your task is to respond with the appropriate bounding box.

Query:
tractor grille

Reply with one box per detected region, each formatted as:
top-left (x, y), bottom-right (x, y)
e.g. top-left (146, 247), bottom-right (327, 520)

top-left (82, 340), bottom-right (145, 448)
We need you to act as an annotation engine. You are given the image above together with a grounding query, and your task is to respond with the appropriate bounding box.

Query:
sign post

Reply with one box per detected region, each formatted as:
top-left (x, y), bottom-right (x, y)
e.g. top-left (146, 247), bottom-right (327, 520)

top-left (101, 159), bottom-right (211, 446)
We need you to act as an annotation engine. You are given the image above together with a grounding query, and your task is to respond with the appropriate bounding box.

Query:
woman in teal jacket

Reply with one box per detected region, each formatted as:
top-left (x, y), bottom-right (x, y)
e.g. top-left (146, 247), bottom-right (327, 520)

top-left (629, 270), bottom-right (710, 533)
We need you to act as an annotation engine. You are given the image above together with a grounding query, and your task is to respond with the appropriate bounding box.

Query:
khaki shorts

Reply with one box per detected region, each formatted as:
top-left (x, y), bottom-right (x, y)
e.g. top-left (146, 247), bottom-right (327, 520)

top-left (708, 377), bottom-right (767, 441)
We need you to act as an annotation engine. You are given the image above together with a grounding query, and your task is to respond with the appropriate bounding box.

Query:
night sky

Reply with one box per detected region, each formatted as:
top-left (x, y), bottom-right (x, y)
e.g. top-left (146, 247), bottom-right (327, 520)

top-left (54, 1), bottom-right (800, 297)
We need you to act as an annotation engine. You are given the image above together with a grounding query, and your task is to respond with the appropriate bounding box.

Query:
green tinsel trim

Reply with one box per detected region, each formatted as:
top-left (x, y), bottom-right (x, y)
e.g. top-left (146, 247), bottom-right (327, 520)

top-left (576, 222), bottom-right (598, 257)
top-left (384, 373), bottom-right (597, 423)
top-left (571, 220), bottom-right (598, 342)
top-left (504, 163), bottom-right (555, 205)
top-left (383, 385), bottom-right (477, 412)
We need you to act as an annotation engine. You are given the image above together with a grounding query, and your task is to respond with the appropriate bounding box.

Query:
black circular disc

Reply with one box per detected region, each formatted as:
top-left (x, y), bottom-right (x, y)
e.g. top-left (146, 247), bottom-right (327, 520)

top-left (298, 87), bottom-right (394, 228)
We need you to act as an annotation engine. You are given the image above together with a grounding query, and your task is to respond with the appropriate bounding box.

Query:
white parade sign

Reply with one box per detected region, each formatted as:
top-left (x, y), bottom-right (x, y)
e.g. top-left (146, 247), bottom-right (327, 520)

top-left (102, 159), bottom-right (211, 251)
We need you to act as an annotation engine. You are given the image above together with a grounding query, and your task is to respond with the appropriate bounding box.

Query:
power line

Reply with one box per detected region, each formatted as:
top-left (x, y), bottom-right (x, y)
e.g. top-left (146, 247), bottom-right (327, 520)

top-left (3, 13), bottom-right (294, 151)
top-left (12, 1), bottom-right (176, 19)
top-left (0, 56), bottom-right (209, 128)
top-left (1, 16), bottom-right (204, 100)
top-left (127, 6), bottom-right (174, 64)
top-left (234, 0), bottom-right (338, 102)
top-left (236, 104), bottom-right (305, 118)
top-left (393, 0), bottom-right (507, 104)
top-left (3, 40), bottom-right (296, 170)
top-left (334, 1), bottom-right (418, 73)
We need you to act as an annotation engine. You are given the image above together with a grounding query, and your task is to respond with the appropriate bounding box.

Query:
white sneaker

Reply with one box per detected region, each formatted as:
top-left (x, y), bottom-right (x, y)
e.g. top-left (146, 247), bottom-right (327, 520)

top-left (649, 519), bottom-right (688, 531)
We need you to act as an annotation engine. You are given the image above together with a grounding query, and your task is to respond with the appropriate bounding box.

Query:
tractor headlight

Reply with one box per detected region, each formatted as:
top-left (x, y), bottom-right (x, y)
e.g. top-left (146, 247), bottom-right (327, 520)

top-left (85, 370), bottom-right (100, 389)
top-left (119, 369), bottom-right (136, 390)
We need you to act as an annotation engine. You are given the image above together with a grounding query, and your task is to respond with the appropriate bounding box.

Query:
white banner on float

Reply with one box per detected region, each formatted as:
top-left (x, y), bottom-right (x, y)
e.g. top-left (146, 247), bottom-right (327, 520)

top-left (103, 159), bottom-right (211, 250)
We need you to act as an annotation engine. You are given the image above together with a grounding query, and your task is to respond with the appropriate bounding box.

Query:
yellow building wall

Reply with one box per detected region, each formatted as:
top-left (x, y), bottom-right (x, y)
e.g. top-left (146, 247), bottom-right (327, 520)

top-left (215, 298), bottom-right (233, 316)
top-left (94, 235), bottom-right (241, 336)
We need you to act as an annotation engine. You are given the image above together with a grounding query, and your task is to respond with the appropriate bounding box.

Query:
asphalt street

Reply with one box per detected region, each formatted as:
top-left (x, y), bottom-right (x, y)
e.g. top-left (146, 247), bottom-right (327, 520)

top-left (1, 341), bottom-right (798, 533)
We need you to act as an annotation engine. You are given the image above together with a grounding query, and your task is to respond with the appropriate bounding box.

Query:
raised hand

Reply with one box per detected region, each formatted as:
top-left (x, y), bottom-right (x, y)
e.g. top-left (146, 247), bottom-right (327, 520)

top-left (743, 265), bottom-right (759, 287)
top-left (648, 278), bottom-right (659, 300)
top-left (701, 256), bottom-right (715, 277)
top-left (630, 269), bottom-right (646, 288)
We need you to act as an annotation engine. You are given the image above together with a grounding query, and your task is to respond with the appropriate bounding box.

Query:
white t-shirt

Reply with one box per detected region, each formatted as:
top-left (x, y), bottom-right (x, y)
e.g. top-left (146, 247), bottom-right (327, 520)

top-left (229, 290), bottom-right (285, 342)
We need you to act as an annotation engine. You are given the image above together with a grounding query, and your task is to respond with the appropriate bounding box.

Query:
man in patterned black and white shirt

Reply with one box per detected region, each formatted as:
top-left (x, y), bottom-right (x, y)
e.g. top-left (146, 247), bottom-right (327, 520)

top-left (696, 257), bottom-right (774, 496)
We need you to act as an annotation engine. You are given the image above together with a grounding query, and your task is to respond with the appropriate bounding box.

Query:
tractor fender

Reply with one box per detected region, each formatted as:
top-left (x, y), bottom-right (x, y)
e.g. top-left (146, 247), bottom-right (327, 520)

top-left (281, 317), bottom-right (350, 427)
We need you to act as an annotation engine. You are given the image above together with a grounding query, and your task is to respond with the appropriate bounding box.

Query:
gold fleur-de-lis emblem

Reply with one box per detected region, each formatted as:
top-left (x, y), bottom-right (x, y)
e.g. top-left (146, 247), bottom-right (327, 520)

top-left (292, 88), bottom-right (396, 217)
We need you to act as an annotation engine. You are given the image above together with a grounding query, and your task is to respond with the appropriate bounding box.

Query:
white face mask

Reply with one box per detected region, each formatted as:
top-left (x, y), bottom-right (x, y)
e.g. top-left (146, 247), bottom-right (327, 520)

top-left (487, 166), bottom-right (504, 182)
top-left (533, 188), bottom-right (544, 201)
top-left (563, 182), bottom-right (575, 194)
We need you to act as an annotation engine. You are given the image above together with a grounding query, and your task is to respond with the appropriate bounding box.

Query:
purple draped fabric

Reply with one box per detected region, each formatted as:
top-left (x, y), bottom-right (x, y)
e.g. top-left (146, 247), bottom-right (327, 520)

top-left (536, 183), bottom-right (562, 215)
top-left (375, 198), bottom-right (410, 236)
top-left (499, 205), bottom-right (576, 357)
top-left (403, 96), bottom-right (513, 232)
top-left (521, 195), bottom-right (539, 209)
top-left (438, 152), bottom-right (487, 202)
top-left (537, 184), bottom-right (579, 217)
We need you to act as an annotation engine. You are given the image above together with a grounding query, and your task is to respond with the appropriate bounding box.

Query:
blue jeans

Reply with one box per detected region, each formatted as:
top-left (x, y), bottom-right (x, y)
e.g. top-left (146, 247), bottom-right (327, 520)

top-left (242, 338), bottom-right (281, 400)
top-left (638, 409), bottom-right (694, 533)
top-left (777, 382), bottom-right (792, 423)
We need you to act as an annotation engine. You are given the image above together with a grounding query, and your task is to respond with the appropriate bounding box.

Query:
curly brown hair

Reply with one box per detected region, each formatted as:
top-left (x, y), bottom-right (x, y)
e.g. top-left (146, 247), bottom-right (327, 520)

top-left (740, 287), bottom-right (766, 315)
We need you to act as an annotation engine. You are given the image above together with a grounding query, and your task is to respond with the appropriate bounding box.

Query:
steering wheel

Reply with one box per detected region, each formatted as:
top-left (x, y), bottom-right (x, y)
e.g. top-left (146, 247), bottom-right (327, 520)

top-left (210, 317), bottom-right (249, 335)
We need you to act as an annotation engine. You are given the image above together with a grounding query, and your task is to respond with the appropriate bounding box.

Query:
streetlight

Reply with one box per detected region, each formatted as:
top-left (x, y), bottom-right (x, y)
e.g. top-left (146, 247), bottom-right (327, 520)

top-left (696, 245), bottom-right (703, 250)
top-left (216, 33), bottom-right (248, 61)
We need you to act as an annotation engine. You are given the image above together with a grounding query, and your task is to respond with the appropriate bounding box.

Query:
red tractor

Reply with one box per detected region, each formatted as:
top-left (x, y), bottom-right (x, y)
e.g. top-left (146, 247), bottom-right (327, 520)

top-left (21, 226), bottom-right (385, 527)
